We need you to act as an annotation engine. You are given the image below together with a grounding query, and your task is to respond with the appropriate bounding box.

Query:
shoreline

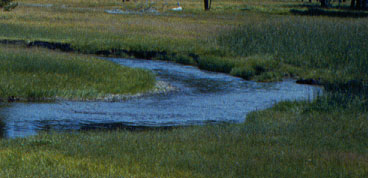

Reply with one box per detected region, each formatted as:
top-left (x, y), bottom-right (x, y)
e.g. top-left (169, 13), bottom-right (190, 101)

top-left (2, 81), bottom-right (177, 103)
top-left (60, 80), bottom-right (178, 102)
top-left (0, 39), bottom-right (324, 86)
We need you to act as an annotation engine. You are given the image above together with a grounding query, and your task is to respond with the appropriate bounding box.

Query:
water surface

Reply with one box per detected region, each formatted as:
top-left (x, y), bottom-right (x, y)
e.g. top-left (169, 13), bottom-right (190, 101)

top-left (0, 58), bottom-right (322, 138)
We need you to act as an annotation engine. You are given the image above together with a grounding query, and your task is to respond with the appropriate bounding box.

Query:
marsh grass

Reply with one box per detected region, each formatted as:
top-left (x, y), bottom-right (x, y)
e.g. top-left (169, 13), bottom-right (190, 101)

top-left (0, 45), bottom-right (155, 100)
top-left (218, 16), bottom-right (368, 84)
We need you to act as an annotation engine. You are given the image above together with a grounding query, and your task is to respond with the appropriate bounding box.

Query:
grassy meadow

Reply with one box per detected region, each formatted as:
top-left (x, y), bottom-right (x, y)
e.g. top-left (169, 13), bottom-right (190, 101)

top-left (1, 0), bottom-right (367, 83)
top-left (0, 45), bottom-right (155, 101)
top-left (0, 0), bottom-right (367, 177)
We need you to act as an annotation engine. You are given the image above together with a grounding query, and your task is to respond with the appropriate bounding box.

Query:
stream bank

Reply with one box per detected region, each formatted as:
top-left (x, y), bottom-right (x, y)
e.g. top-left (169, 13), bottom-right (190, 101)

top-left (0, 57), bottom-right (322, 138)
top-left (0, 39), bottom-right (322, 85)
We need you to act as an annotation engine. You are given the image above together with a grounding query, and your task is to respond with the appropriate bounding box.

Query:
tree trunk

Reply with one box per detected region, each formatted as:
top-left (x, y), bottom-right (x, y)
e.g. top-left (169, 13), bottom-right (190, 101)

top-left (362, 0), bottom-right (367, 9)
top-left (204, 0), bottom-right (210, 10)
top-left (320, 0), bottom-right (330, 7)
top-left (357, 0), bottom-right (362, 9)
top-left (351, 0), bottom-right (356, 8)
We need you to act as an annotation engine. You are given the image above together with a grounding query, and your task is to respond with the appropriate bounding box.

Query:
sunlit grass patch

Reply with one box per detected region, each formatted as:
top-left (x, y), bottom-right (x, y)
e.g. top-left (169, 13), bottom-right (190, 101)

top-left (0, 45), bottom-right (155, 101)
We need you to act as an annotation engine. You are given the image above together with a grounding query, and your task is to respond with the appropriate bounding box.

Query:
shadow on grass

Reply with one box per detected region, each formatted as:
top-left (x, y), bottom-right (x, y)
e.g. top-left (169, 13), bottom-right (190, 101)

top-left (290, 8), bottom-right (368, 18)
top-left (79, 122), bottom-right (179, 132)
top-left (284, 3), bottom-right (353, 10)
top-left (284, 3), bottom-right (322, 9)
top-left (77, 120), bottom-right (231, 132)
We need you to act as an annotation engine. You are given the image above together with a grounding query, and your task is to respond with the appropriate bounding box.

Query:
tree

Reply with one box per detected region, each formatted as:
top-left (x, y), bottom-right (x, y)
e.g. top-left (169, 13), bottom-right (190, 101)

top-left (320, 0), bottom-right (331, 8)
top-left (0, 0), bottom-right (11, 7)
top-left (1, 0), bottom-right (17, 11)
top-left (351, 0), bottom-right (368, 9)
top-left (204, 0), bottom-right (211, 10)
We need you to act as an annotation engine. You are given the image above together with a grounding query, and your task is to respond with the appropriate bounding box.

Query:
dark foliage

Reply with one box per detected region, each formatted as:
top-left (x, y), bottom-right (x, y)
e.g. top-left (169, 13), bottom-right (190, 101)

top-left (0, 0), bottom-right (11, 7)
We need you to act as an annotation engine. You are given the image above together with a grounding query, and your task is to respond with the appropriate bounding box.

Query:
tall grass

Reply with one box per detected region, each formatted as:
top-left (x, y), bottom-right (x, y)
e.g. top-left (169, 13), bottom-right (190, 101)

top-left (0, 46), bottom-right (155, 100)
top-left (218, 16), bottom-right (368, 84)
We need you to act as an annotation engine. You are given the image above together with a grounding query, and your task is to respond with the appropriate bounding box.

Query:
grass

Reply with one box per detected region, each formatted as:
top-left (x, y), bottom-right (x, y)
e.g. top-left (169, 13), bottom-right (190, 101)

top-left (218, 16), bottom-right (368, 84)
top-left (0, 0), bottom-right (367, 177)
top-left (0, 45), bottom-right (155, 101)
top-left (1, 0), bottom-right (366, 83)
top-left (0, 94), bottom-right (366, 177)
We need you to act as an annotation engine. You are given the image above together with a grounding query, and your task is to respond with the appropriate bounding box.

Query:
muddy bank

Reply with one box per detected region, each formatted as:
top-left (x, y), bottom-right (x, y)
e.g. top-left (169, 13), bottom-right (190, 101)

top-left (0, 39), bottom-right (179, 63)
top-left (0, 39), bottom-right (169, 59)
top-left (0, 39), bottom-right (196, 61)
top-left (0, 39), bottom-right (73, 52)
top-left (296, 78), bottom-right (321, 85)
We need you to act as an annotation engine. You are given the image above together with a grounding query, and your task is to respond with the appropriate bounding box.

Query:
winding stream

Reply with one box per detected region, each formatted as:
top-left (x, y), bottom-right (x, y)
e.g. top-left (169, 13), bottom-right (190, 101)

top-left (0, 58), bottom-right (322, 138)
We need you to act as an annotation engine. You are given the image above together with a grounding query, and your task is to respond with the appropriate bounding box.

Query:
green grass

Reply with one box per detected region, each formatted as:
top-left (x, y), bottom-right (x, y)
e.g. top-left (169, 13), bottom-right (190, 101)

top-left (1, 0), bottom-right (366, 84)
top-left (218, 16), bottom-right (368, 84)
top-left (0, 45), bottom-right (155, 101)
top-left (0, 94), bottom-right (367, 177)
top-left (0, 0), bottom-right (367, 177)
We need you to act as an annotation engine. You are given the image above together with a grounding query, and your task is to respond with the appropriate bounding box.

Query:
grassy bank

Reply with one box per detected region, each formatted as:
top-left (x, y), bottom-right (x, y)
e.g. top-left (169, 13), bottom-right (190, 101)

top-left (0, 93), bottom-right (367, 177)
top-left (0, 45), bottom-right (155, 101)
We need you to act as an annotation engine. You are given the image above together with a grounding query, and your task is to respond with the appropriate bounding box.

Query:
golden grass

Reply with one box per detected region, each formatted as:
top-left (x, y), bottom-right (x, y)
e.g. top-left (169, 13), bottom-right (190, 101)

top-left (1, 3), bottom-right (239, 48)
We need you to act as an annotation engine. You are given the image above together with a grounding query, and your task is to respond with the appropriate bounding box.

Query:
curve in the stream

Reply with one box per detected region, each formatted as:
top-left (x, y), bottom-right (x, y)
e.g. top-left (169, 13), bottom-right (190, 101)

top-left (0, 58), bottom-right (322, 138)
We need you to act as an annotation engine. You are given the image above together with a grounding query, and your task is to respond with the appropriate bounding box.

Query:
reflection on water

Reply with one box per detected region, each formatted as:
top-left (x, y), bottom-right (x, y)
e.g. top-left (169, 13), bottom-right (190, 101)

top-left (0, 58), bottom-right (323, 138)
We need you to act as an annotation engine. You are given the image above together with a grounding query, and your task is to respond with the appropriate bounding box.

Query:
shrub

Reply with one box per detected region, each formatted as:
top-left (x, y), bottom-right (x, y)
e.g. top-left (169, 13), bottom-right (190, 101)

top-left (174, 54), bottom-right (195, 65)
top-left (229, 55), bottom-right (282, 81)
top-left (1, 0), bottom-right (17, 11)
top-left (197, 56), bottom-right (235, 73)
top-left (4, 2), bottom-right (18, 11)
top-left (0, 0), bottom-right (11, 8)
top-left (230, 66), bottom-right (255, 80)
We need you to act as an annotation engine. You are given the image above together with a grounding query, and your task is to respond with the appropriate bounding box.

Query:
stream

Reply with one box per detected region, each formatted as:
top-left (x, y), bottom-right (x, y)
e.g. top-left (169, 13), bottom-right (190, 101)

top-left (0, 58), bottom-right (322, 138)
